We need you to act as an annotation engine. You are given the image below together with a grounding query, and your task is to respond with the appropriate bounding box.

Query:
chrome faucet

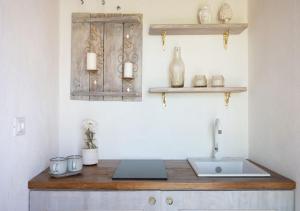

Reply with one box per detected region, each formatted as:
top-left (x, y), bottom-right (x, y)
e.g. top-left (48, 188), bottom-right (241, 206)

top-left (212, 118), bottom-right (222, 159)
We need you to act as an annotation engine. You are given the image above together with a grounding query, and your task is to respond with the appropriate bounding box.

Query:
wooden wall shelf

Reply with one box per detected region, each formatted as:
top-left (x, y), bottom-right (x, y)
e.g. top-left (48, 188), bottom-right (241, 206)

top-left (148, 87), bottom-right (247, 107)
top-left (149, 23), bottom-right (248, 49)
top-left (149, 24), bottom-right (248, 35)
top-left (149, 87), bottom-right (247, 93)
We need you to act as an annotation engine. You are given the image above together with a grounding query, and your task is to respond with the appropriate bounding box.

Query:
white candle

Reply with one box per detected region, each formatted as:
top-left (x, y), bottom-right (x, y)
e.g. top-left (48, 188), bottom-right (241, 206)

top-left (123, 62), bottom-right (133, 79)
top-left (87, 53), bottom-right (97, 71)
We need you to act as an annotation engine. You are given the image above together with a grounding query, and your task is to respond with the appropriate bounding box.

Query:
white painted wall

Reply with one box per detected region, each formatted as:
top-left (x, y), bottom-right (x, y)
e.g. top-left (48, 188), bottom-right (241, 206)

top-left (249, 0), bottom-right (300, 209)
top-left (0, 0), bottom-right (59, 210)
top-left (59, 0), bottom-right (248, 159)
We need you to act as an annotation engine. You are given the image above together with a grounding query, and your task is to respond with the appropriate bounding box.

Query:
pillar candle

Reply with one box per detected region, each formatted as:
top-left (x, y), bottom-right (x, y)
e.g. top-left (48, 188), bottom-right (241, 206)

top-left (123, 62), bottom-right (134, 79)
top-left (87, 53), bottom-right (97, 71)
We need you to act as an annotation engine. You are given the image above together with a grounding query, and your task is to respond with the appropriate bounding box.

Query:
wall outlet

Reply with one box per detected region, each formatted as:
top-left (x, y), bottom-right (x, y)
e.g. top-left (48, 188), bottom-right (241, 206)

top-left (13, 117), bottom-right (26, 136)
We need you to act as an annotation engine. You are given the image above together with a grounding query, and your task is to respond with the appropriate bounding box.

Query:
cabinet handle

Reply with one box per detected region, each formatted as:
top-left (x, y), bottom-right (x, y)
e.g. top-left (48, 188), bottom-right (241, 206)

top-left (148, 196), bottom-right (156, 205)
top-left (166, 197), bottom-right (173, 206)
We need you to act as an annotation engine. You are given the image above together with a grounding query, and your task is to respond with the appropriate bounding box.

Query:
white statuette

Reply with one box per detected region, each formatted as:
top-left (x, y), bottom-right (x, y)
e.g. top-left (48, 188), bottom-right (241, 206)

top-left (87, 52), bottom-right (97, 71)
top-left (123, 62), bottom-right (134, 79)
top-left (218, 3), bottom-right (233, 23)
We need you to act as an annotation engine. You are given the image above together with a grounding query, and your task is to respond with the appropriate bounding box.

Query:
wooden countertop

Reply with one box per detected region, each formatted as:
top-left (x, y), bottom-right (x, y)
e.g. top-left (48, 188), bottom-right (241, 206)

top-left (28, 160), bottom-right (296, 191)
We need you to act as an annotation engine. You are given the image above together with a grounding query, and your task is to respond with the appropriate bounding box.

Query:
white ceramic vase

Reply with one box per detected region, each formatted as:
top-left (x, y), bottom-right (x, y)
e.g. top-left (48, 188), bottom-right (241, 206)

top-left (82, 148), bottom-right (98, 165)
top-left (198, 6), bottom-right (212, 24)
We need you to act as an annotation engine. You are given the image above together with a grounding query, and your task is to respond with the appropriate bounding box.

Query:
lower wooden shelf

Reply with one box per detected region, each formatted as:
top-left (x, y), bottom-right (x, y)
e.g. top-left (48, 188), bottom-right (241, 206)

top-left (148, 87), bottom-right (247, 107)
top-left (149, 87), bottom-right (247, 94)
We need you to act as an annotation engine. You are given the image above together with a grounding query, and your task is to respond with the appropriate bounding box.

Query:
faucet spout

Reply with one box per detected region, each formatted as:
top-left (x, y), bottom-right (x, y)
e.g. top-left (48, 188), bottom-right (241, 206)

top-left (212, 118), bottom-right (222, 159)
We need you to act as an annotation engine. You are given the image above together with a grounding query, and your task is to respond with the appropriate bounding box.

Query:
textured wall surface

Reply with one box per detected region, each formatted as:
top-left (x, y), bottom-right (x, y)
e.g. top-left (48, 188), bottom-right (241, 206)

top-left (0, 0), bottom-right (59, 210)
top-left (249, 0), bottom-right (300, 209)
top-left (59, 0), bottom-right (249, 159)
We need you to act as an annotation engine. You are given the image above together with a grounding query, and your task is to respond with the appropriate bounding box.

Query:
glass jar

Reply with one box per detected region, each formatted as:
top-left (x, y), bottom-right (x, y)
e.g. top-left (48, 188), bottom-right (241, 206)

top-left (50, 157), bottom-right (67, 175)
top-left (193, 75), bottom-right (208, 87)
top-left (169, 47), bottom-right (185, 88)
top-left (67, 155), bottom-right (83, 172)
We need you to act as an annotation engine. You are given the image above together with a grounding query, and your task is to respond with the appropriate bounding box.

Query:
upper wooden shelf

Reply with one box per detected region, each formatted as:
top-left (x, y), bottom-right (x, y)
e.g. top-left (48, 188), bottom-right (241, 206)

top-left (149, 87), bottom-right (247, 94)
top-left (149, 23), bottom-right (248, 35)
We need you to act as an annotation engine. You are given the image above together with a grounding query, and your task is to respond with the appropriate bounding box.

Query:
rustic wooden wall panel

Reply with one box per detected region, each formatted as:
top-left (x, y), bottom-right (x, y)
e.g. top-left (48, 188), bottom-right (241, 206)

top-left (71, 14), bottom-right (91, 101)
top-left (123, 23), bottom-right (143, 102)
top-left (104, 23), bottom-right (124, 101)
top-left (89, 22), bottom-right (104, 101)
top-left (71, 13), bottom-right (143, 102)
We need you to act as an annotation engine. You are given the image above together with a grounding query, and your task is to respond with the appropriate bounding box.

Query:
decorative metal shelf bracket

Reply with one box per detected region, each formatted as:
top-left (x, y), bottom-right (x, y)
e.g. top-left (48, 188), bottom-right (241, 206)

top-left (162, 93), bottom-right (167, 108)
top-left (161, 31), bottom-right (167, 51)
top-left (224, 92), bottom-right (231, 107)
top-left (223, 30), bottom-right (230, 50)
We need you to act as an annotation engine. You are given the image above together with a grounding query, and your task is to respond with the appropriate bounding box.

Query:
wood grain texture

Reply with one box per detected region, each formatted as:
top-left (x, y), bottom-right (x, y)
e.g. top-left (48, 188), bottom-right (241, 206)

top-left (123, 21), bottom-right (143, 101)
top-left (89, 18), bottom-right (104, 101)
top-left (149, 87), bottom-right (247, 94)
top-left (149, 24), bottom-right (248, 35)
top-left (30, 191), bottom-right (161, 211)
top-left (71, 13), bottom-right (143, 101)
top-left (29, 190), bottom-right (294, 211)
top-left (71, 13), bottom-right (91, 101)
top-left (162, 191), bottom-right (294, 211)
top-left (73, 13), bottom-right (142, 24)
top-left (104, 23), bottom-right (123, 101)
top-left (71, 91), bottom-right (141, 97)
top-left (28, 160), bottom-right (296, 191)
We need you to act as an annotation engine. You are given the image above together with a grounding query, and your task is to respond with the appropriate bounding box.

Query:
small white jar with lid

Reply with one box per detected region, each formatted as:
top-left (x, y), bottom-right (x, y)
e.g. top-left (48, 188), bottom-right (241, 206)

top-left (193, 75), bottom-right (208, 87)
top-left (211, 75), bottom-right (225, 87)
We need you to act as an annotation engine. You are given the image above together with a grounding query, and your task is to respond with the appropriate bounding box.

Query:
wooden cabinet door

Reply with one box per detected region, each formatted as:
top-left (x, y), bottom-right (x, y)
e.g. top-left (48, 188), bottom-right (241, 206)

top-left (30, 191), bottom-right (161, 211)
top-left (161, 191), bottom-right (294, 211)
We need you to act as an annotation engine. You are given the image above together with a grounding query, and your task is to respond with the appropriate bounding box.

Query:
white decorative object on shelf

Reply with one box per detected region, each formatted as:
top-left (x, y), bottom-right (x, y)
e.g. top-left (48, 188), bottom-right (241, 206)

top-left (198, 5), bottom-right (212, 24)
top-left (170, 47), bottom-right (185, 88)
top-left (123, 62), bottom-right (134, 79)
top-left (82, 119), bottom-right (98, 166)
top-left (211, 75), bottom-right (225, 87)
top-left (218, 3), bottom-right (233, 23)
top-left (87, 52), bottom-right (97, 71)
top-left (193, 75), bottom-right (208, 87)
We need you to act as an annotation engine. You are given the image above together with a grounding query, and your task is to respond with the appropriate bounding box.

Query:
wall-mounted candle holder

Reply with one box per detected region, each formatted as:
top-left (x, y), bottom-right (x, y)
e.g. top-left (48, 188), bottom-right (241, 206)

top-left (71, 13), bottom-right (142, 101)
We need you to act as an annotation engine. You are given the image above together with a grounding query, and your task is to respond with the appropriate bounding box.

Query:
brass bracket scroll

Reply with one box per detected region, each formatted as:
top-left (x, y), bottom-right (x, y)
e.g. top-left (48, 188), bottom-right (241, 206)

top-left (224, 92), bottom-right (231, 107)
top-left (161, 31), bottom-right (167, 51)
top-left (223, 30), bottom-right (230, 50)
top-left (162, 93), bottom-right (167, 108)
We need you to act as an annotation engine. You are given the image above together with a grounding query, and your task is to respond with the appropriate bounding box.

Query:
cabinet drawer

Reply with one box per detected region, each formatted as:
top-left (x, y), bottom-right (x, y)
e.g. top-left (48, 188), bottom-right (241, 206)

top-left (30, 191), bottom-right (161, 211)
top-left (161, 191), bottom-right (294, 211)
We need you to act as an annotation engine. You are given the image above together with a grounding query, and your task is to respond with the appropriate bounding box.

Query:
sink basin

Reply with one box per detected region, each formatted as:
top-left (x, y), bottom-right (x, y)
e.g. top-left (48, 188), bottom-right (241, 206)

top-left (188, 158), bottom-right (271, 177)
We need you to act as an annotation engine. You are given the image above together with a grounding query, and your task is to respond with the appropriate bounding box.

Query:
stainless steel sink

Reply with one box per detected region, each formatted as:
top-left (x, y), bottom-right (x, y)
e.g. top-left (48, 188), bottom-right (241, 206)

top-left (188, 158), bottom-right (271, 177)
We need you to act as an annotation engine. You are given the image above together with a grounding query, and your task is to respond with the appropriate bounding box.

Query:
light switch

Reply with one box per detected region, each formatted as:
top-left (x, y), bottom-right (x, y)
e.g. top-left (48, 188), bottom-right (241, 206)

top-left (13, 117), bottom-right (26, 136)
